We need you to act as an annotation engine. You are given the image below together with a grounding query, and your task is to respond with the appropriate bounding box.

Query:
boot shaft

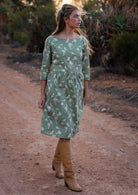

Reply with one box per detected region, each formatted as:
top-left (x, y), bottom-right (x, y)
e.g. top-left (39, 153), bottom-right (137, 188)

top-left (58, 141), bottom-right (74, 176)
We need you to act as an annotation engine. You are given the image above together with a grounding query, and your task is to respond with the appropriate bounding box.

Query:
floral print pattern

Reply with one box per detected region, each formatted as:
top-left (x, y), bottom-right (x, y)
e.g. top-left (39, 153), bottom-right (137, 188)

top-left (40, 35), bottom-right (90, 138)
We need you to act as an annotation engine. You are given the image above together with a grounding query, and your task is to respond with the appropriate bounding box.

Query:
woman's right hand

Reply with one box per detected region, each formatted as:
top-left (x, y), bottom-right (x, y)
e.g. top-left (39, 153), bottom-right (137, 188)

top-left (38, 95), bottom-right (46, 110)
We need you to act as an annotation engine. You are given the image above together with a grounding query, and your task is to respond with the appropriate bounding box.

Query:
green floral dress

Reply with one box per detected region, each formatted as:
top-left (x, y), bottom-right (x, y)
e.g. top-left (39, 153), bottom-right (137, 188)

top-left (40, 35), bottom-right (90, 138)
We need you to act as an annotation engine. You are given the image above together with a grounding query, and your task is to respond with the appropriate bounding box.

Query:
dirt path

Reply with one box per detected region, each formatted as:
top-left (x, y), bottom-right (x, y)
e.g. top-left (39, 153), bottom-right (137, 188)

top-left (0, 55), bottom-right (138, 195)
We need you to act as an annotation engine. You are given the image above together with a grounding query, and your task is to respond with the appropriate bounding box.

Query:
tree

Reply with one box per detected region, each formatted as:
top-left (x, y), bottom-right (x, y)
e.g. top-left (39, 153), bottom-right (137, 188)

top-left (2, 0), bottom-right (56, 52)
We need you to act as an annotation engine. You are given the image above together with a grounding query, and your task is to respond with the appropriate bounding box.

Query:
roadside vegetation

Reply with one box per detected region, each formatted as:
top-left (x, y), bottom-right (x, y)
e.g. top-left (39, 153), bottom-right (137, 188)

top-left (0, 0), bottom-right (137, 75)
top-left (82, 0), bottom-right (138, 75)
top-left (0, 0), bottom-right (56, 52)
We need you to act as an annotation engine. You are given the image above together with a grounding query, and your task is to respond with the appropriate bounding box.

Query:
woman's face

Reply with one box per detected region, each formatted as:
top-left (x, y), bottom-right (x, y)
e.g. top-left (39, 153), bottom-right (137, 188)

top-left (65, 9), bottom-right (81, 29)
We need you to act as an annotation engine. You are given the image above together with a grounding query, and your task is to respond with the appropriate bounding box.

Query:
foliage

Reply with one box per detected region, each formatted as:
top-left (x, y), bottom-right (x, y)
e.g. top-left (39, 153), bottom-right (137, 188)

top-left (111, 27), bottom-right (138, 74)
top-left (8, 7), bottom-right (32, 32)
top-left (83, 0), bottom-right (98, 12)
top-left (2, 25), bottom-right (8, 35)
top-left (0, 0), bottom-right (56, 51)
top-left (36, 4), bottom-right (56, 39)
top-left (113, 13), bottom-right (128, 32)
top-left (7, 7), bottom-right (32, 45)
top-left (82, 0), bottom-right (138, 75)
top-left (0, 0), bottom-right (24, 14)
top-left (0, 1), bottom-right (14, 14)
top-left (0, 4), bottom-right (8, 13)
top-left (27, 3), bottom-right (56, 52)
top-left (13, 31), bottom-right (30, 45)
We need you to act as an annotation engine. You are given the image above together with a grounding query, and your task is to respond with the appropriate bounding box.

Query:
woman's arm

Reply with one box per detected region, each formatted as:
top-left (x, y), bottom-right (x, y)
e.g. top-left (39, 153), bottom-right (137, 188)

top-left (38, 80), bottom-right (47, 109)
top-left (41, 80), bottom-right (47, 97)
top-left (84, 80), bottom-right (88, 105)
top-left (39, 37), bottom-right (52, 110)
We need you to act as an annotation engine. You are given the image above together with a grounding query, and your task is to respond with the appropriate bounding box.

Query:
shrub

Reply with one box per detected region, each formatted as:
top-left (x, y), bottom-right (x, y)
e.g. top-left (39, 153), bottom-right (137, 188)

top-left (0, 1), bottom-right (15, 14)
top-left (36, 3), bottom-right (56, 40)
top-left (2, 25), bottom-right (8, 35)
top-left (27, 2), bottom-right (56, 52)
top-left (0, 4), bottom-right (8, 13)
top-left (13, 31), bottom-right (29, 45)
top-left (113, 13), bottom-right (128, 32)
top-left (83, 0), bottom-right (98, 12)
top-left (82, 0), bottom-right (138, 75)
top-left (111, 27), bottom-right (138, 75)
top-left (8, 7), bottom-right (32, 33)
top-left (8, 1), bottom-right (56, 51)
top-left (8, 7), bottom-right (32, 45)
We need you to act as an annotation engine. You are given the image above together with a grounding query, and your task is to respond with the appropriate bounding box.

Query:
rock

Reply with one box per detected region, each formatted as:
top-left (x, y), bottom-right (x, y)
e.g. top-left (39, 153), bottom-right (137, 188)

top-left (120, 148), bottom-right (125, 152)
top-left (101, 108), bottom-right (106, 112)
top-left (42, 185), bottom-right (49, 190)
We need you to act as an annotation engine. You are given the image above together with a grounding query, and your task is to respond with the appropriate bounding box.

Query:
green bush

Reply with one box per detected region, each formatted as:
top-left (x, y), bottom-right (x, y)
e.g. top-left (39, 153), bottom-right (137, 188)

top-left (8, 7), bottom-right (32, 33)
top-left (8, 7), bottom-right (32, 45)
top-left (7, 1), bottom-right (56, 51)
top-left (0, 1), bottom-right (15, 14)
top-left (83, 0), bottom-right (98, 12)
top-left (0, 4), bottom-right (8, 13)
top-left (36, 3), bottom-right (56, 40)
top-left (111, 27), bottom-right (138, 74)
top-left (113, 13), bottom-right (128, 32)
top-left (13, 31), bottom-right (29, 45)
top-left (2, 25), bottom-right (8, 35)
top-left (26, 2), bottom-right (56, 52)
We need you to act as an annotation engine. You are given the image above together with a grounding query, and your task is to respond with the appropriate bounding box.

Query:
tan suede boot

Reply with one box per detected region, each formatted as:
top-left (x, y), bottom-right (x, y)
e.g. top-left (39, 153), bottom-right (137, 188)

top-left (58, 141), bottom-right (82, 192)
top-left (52, 142), bottom-right (64, 179)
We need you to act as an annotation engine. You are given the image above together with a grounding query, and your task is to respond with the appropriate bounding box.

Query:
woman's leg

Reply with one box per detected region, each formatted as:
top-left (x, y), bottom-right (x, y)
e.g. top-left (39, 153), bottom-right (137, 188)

top-left (58, 138), bottom-right (82, 192)
top-left (52, 139), bottom-right (64, 178)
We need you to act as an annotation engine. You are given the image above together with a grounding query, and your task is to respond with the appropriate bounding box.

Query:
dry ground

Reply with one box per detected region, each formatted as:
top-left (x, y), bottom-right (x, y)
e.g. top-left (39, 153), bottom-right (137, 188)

top-left (0, 46), bottom-right (138, 195)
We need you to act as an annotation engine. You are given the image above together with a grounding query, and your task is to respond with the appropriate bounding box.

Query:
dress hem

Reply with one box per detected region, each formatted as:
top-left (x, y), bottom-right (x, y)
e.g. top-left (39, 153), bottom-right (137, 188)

top-left (41, 131), bottom-right (78, 139)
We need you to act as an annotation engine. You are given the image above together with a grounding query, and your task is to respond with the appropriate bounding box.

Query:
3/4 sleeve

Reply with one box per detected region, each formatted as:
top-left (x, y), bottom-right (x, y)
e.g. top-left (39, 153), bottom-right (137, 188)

top-left (82, 39), bottom-right (90, 80)
top-left (40, 37), bottom-right (52, 80)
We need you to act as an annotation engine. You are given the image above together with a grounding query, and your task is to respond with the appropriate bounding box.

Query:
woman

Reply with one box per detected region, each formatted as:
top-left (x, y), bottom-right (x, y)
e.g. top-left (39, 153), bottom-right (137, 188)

top-left (39, 4), bottom-right (91, 192)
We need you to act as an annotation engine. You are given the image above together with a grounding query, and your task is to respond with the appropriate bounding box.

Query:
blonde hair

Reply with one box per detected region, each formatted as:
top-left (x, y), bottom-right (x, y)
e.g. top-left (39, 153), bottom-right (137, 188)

top-left (52, 4), bottom-right (93, 55)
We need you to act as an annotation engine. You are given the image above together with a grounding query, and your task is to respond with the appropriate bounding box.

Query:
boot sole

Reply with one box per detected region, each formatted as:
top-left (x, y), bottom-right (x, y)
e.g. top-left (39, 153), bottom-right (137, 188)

top-left (65, 182), bottom-right (82, 192)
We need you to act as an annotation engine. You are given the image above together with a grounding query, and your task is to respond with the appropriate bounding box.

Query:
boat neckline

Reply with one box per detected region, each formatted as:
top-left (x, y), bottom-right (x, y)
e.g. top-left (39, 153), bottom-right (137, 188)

top-left (51, 35), bottom-right (81, 40)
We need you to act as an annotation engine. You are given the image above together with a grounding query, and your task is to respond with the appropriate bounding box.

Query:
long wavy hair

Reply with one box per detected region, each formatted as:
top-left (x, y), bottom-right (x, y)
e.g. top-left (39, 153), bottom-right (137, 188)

top-left (52, 4), bottom-right (93, 55)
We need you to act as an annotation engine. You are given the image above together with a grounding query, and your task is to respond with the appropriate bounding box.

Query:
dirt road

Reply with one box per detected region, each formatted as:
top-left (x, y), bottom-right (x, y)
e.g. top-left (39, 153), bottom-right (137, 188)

top-left (0, 54), bottom-right (137, 195)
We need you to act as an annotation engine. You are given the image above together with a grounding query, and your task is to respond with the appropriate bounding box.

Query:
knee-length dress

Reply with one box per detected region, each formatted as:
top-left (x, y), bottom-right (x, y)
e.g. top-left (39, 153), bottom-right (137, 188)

top-left (40, 35), bottom-right (90, 139)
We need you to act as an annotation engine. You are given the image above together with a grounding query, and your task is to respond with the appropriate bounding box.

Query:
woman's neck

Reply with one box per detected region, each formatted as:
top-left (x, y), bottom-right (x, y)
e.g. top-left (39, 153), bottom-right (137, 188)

top-left (56, 27), bottom-right (79, 39)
